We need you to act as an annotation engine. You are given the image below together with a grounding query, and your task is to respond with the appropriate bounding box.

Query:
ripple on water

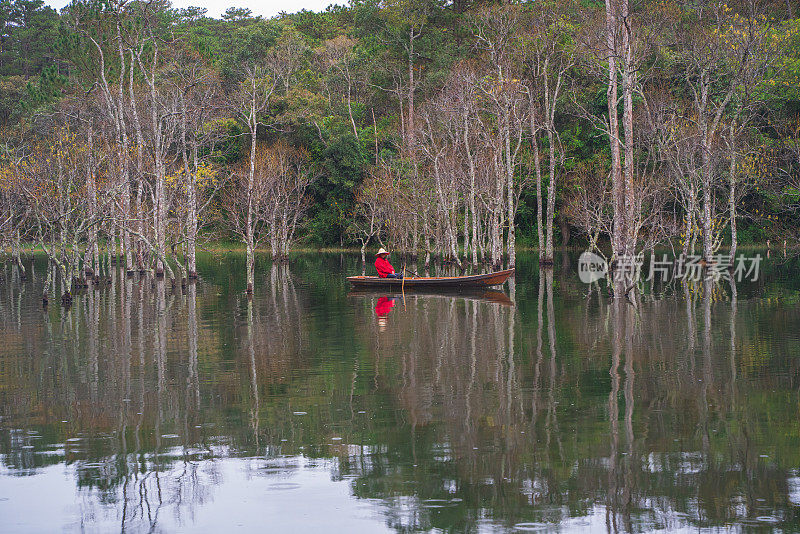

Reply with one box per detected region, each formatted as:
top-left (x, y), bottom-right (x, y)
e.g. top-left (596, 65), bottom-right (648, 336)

top-left (420, 498), bottom-right (462, 509)
top-left (267, 482), bottom-right (301, 491)
top-left (754, 516), bottom-right (781, 524)
top-left (512, 523), bottom-right (550, 532)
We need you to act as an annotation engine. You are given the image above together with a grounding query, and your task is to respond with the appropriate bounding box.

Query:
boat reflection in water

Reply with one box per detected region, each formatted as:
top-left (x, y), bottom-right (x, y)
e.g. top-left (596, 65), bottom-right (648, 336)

top-left (1, 254), bottom-right (800, 532)
top-left (373, 296), bottom-right (399, 331)
top-left (356, 288), bottom-right (513, 333)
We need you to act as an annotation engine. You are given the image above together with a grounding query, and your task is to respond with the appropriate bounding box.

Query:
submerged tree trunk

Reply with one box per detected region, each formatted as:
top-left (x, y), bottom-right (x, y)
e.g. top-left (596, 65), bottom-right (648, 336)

top-left (138, 38), bottom-right (167, 277)
top-left (606, 0), bottom-right (624, 261)
top-left (12, 229), bottom-right (25, 279)
top-left (728, 115), bottom-right (740, 261)
top-left (621, 0), bottom-right (636, 257)
top-left (122, 167), bottom-right (132, 274)
top-left (181, 92), bottom-right (198, 279)
top-left (246, 98), bottom-right (257, 294)
top-left (130, 49), bottom-right (146, 272)
top-left (463, 202), bottom-right (470, 265)
top-left (121, 125), bottom-right (132, 275)
top-left (114, 29), bottom-right (132, 275)
top-left (187, 160), bottom-right (198, 279)
top-left (533, 125), bottom-right (544, 260)
top-left (684, 186), bottom-right (697, 256)
top-left (700, 106), bottom-right (714, 262)
top-left (86, 118), bottom-right (98, 276)
top-left (463, 114), bottom-right (479, 266)
top-left (506, 131), bottom-right (516, 268)
top-left (544, 128), bottom-right (556, 263)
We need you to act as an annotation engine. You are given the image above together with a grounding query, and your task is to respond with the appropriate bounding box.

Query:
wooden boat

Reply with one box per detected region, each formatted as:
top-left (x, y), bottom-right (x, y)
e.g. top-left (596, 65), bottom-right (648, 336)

top-left (348, 288), bottom-right (513, 306)
top-left (347, 268), bottom-right (515, 289)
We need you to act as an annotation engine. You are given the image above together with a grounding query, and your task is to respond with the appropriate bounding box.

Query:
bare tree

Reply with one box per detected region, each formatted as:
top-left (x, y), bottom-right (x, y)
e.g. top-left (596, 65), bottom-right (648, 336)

top-left (522, 0), bottom-right (577, 263)
top-left (263, 144), bottom-right (315, 261)
top-left (349, 165), bottom-right (387, 268)
top-left (229, 64), bottom-right (278, 293)
top-left (0, 140), bottom-right (30, 278)
top-left (418, 103), bottom-right (463, 269)
top-left (471, 4), bottom-right (527, 267)
top-left (166, 47), bottom-right (223, 279)
top-left (318, 36), bottom-right (361, 139)
top-left (16, 125), bottom-right (118, 301)
top-left (676, 1), bottom-right (775, 260)
top-left (126, 21), bottom-right (173, 276)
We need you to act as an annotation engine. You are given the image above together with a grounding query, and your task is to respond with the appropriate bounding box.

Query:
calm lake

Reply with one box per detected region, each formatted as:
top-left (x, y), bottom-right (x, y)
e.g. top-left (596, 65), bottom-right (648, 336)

top-left (1, 252), bottom-right (799, 533)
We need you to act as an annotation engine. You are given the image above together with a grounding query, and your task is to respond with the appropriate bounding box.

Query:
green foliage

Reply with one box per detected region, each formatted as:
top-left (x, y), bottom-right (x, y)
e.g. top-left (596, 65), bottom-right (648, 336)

top-left (3, 0), bottom-right (800, 248)
top-left (19, 65), bottom-right (66, 113)
top-left (0, 0), bottom-right (59, 123)
top-left (203, 117), bottom-right (242, 164)
top-left (763, 18), bottom-right (800, 107)
top-left (0, 0), bottom-right (59, 77)
top-left (304, 132), bottom-right (372, 244)
top-left (320, 132), bottom-right (369, 194)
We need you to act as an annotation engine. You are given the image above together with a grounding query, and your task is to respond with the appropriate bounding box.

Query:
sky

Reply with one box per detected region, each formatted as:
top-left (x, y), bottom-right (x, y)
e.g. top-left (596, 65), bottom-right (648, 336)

top-left (45, 0), bottom-right (336, 19)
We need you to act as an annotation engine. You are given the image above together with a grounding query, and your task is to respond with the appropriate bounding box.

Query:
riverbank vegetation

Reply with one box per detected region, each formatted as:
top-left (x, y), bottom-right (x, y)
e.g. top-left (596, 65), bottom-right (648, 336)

top-left (0, 0), bottom-right (798, 295)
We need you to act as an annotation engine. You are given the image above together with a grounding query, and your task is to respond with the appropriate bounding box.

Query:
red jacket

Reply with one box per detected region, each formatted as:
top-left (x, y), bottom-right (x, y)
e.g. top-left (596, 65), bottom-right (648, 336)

top-left (374, 256), bottom-right (395, 278)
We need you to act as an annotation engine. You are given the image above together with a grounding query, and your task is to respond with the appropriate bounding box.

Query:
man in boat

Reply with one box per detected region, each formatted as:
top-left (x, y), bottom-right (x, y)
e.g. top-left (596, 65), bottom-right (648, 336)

top-left (375, 248), bottom-right (402, 279)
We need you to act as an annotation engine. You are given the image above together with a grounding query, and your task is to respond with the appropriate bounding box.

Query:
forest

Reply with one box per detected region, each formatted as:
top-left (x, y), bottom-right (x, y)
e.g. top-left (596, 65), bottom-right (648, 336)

top-left (0, 0), bottom-right (799, 295)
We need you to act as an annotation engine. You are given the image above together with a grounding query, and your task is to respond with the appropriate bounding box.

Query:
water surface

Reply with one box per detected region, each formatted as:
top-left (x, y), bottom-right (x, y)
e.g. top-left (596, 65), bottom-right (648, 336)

top-left (1, 252), bottom-right (800, 532)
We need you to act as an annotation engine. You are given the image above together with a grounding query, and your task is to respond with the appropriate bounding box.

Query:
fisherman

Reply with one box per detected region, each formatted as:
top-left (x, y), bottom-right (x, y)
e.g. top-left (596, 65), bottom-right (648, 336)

top-left (374, 248), bottom-right (403, 279)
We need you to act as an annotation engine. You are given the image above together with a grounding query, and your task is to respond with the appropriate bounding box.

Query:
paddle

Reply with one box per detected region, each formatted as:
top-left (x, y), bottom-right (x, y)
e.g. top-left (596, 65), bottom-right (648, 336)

top-left (402, 266), bottom-right (420, 278)
top-left (401, 263), bottom-right (406, 308)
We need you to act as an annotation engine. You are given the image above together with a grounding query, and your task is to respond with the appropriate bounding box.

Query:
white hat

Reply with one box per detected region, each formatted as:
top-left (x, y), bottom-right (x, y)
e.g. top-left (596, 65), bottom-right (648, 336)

top-left (376, 248), bottom-right (389, 256)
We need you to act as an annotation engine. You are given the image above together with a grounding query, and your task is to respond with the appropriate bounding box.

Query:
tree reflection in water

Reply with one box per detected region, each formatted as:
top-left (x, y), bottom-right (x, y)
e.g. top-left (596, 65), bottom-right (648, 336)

top-left (0, 254), bottom-right (799, 532)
